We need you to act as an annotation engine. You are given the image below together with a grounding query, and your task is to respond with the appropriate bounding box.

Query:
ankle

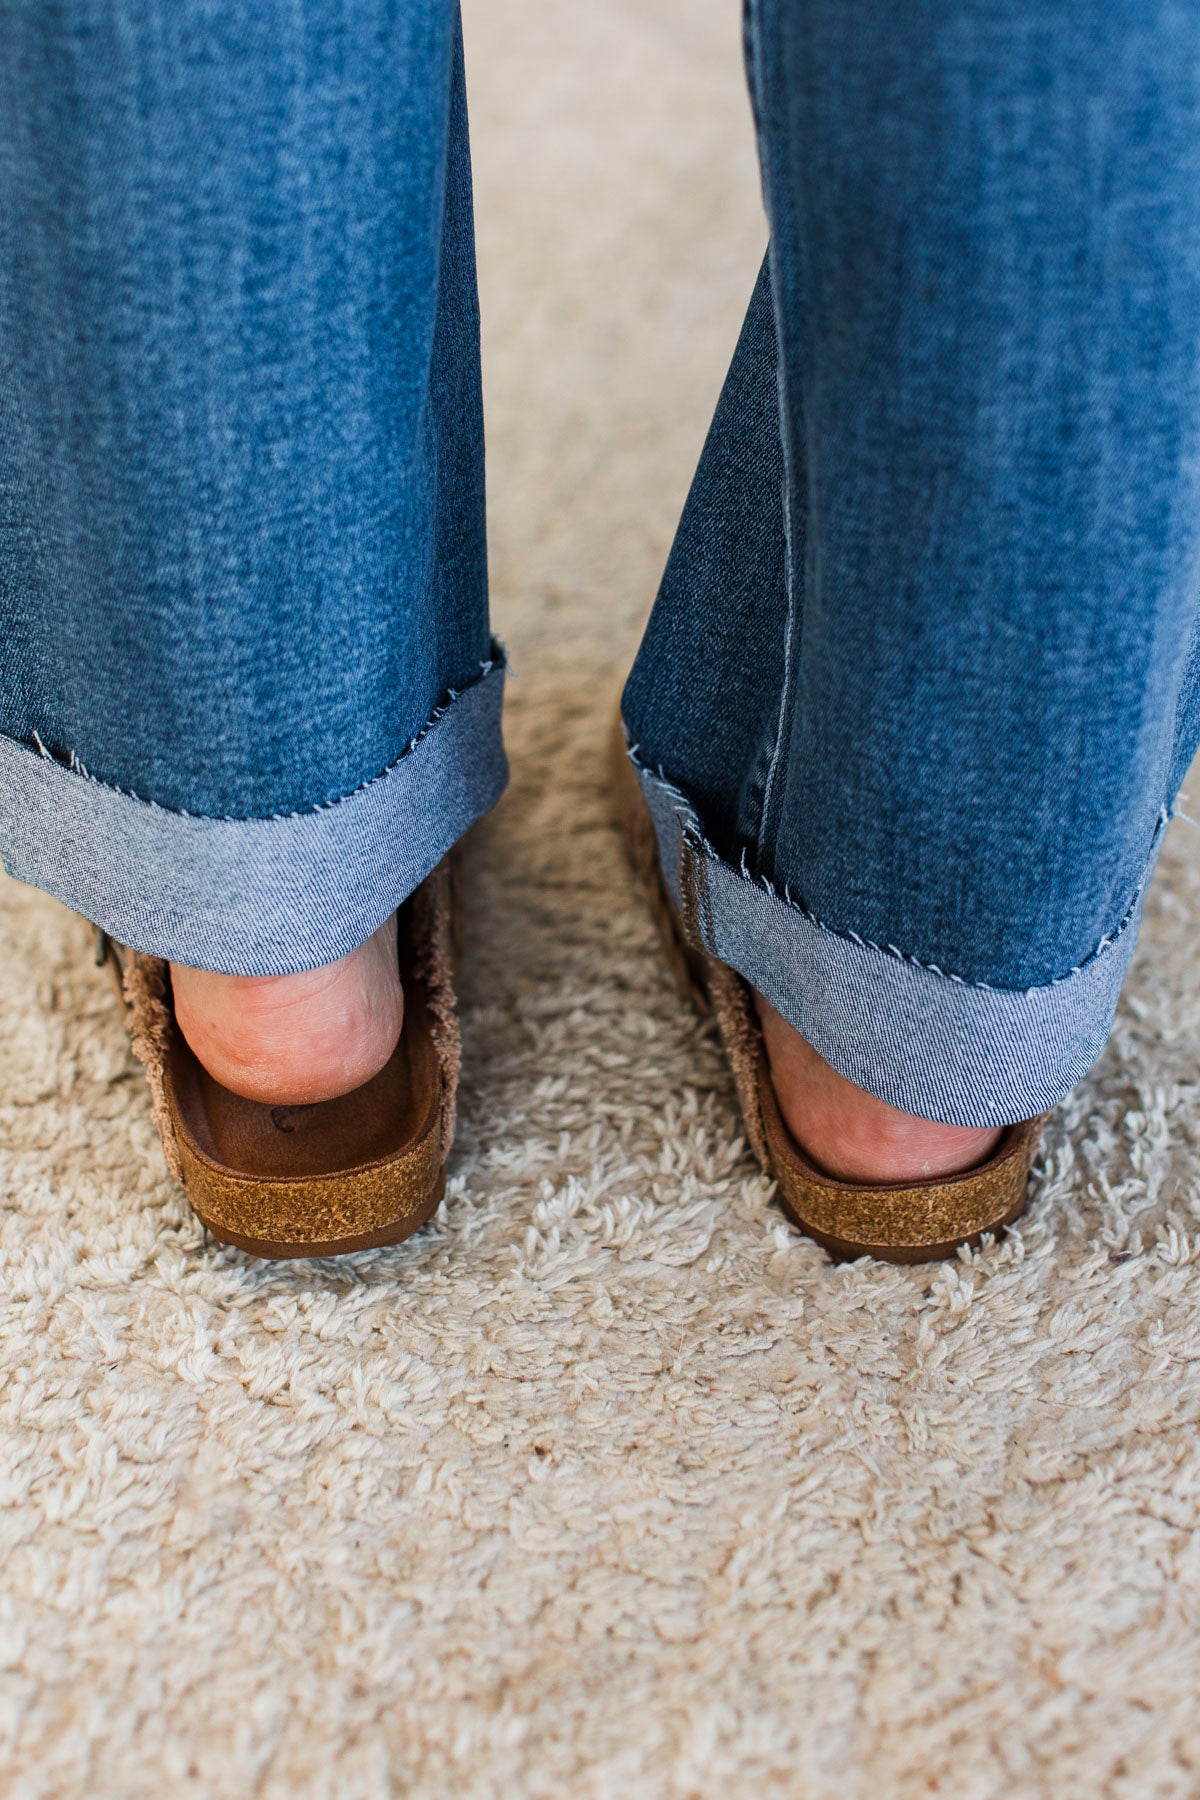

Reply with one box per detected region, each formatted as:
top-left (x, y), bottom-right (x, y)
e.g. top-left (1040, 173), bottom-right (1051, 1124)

top-left (754, 993), bottom-right (1002, 1184)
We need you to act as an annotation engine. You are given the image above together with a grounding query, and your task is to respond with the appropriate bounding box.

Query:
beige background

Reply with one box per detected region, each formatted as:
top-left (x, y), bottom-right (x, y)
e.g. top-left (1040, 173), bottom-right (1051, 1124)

top-left (3, 2), bottom-right (1200, 1794)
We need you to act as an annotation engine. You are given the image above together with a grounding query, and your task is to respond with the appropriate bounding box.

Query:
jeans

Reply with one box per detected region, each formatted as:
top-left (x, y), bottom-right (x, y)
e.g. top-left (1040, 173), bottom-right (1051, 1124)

top-left (0, 1), bottom-right (505, 973)
top-left (3, 1), bottom-right (1199, 1127)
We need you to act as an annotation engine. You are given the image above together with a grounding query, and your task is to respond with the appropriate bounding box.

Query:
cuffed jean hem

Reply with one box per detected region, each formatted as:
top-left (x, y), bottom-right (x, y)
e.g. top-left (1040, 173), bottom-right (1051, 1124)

top-left (634, 760), bottom-right (1160, 1128)
top-left (0, 652), bottom-right (507, 976)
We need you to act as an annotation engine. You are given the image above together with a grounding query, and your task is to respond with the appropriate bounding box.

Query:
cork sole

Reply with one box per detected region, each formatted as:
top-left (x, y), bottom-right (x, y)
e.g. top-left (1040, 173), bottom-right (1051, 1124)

top-left (191, 1168), bottom-right (447, 1259)
top-left (776, 1179), bottom-right (1030, 1265)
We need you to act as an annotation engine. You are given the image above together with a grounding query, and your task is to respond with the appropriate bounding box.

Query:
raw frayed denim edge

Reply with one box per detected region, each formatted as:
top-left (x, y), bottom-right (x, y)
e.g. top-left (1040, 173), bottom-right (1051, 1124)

top-left (632, 756), bottom-right (1160, 1127)
top-left (0, 660), bottom-right (507, 976)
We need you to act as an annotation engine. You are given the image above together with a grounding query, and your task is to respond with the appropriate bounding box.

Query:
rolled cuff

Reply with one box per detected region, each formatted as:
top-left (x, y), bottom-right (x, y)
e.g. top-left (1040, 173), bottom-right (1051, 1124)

top-left (635, 760), bottom-right (1157, 1127)
top-left (0, 656), bottom-right (507, 975)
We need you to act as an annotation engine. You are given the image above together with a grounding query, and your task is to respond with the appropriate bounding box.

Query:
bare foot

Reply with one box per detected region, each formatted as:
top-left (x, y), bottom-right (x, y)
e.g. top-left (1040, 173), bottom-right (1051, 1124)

top-left (171, 917), bottom-right (404, 1106)
top-left (755, 992), bottom-right (1001, 1183)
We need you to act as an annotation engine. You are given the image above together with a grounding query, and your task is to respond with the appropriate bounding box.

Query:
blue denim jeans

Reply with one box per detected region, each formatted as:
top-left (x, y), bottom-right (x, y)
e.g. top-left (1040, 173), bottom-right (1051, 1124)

top-left (3, 2), bottom-right (1199, 1127)
top-left (624, 0), bottom-right (1200, 1126)
top-left (0, 1), bottom-right (505, 973)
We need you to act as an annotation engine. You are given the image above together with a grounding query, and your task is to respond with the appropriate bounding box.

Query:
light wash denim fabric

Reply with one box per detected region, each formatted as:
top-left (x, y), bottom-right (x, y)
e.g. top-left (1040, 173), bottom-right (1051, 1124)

top-left (0, 0), bottom-right (505, 972)
top-left (623, 0), bottom-right (1200, 1126)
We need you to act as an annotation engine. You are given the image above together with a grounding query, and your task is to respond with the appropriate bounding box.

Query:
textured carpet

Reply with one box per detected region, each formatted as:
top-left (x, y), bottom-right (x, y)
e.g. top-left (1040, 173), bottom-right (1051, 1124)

top-left (5, 3), bottom-right (1200, 1795)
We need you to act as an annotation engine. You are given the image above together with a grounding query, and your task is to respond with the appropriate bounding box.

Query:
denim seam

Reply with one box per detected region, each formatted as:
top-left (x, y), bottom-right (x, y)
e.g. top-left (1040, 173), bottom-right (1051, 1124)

top-left (21, 642), bottom-right (506, 824)
top-left (634, 752), bottom-right (1170, 998)
top-left (679, 825), bottom-right (718, 954)
top-left (743, 0), bottom-right (803, 873)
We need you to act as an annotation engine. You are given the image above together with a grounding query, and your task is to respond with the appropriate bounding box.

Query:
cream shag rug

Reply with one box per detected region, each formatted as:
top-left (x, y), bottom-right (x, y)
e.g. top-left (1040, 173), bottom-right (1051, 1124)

top-left (4, 3), bottom-right (1200, 1794)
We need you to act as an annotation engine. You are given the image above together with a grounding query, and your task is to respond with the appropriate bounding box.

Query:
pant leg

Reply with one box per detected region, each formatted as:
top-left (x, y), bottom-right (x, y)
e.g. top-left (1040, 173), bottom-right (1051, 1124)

top-left (0, 0), bottom-right (505, 974)
top-left (624, 0), bottom-right (1200, 1127)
